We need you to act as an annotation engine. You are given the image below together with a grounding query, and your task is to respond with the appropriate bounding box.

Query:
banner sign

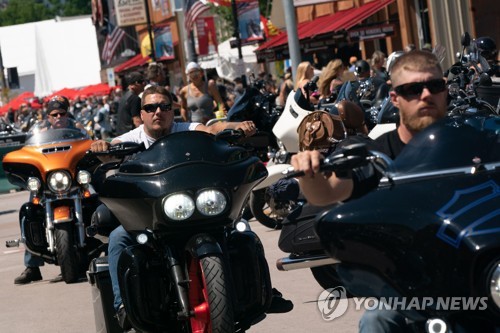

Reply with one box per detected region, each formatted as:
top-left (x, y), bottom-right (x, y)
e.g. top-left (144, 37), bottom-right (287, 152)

top-left (197, 17), bottom-right (217, 56)
top-left (237, 0), bottom-right (264, 45)
top-left (154, 24), bottom-right (175, 60)
top-left (348, 24), bottom-right (396, 42)
top-left (114, 0), bottom-right (147, 27)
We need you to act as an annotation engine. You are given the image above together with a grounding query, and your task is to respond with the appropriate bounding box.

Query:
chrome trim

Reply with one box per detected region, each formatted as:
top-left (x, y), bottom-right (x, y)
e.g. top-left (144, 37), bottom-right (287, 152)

top-left (276, 254), bottom-right (339, 271)
top-left (379, 162), bottom-right (500, 186)
top-left (490, 261), bottom-right (500, 310)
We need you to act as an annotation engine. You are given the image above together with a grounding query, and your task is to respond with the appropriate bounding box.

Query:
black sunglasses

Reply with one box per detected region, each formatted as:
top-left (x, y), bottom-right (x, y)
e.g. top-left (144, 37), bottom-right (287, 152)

top-left (142, 103), bottom-right (172, 113)
top-left (49, 111), bottom-right (68, 117)
top-left (394, 79), bottom-right (446, 98)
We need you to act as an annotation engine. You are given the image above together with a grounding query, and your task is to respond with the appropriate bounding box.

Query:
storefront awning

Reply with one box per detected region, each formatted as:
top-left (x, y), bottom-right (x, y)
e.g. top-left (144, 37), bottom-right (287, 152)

top-left (255, 0), bottom-right (394, 52)
top-left (114, 54), bottom-right (151, 73)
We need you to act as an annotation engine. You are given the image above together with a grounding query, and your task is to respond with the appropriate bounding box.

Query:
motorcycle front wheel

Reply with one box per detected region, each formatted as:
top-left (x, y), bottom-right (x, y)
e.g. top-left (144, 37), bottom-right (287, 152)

top-left (249, 189), bottom-right (285, 230)
top-left (188, 255), bottom-right (234, 333)
top-left (55, 223), bottom-right (84, 283)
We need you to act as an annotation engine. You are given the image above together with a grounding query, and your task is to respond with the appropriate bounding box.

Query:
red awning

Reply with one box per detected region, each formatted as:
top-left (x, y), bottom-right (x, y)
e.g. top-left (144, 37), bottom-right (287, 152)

top-left (78, 83), bottom-right (116, 97)
top-left (44, 87), bottom-right (80, 101)
top-left (255, 0), bottom-right (394, 52)
top-left (0, 91), bottom-right (42, 114)
top-left (114, 54), bottom-right (151, 73)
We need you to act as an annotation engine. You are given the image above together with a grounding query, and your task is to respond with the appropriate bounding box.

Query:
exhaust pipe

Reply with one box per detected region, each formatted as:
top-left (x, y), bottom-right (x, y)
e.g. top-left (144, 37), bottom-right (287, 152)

top-left (276, 254), bottom-right (339, 271)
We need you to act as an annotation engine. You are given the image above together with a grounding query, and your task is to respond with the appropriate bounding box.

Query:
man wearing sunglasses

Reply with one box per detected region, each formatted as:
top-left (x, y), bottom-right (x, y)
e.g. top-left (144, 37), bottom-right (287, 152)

top-left (90, 85), bottom-right (264, 329)
top-left (290, 50), bottom-right (448, 332)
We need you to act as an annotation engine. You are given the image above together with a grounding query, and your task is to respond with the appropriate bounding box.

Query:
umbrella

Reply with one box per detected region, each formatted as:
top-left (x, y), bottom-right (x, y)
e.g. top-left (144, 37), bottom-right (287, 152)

top-left (0, 92), bottom-right (42, 115)
top-left (44, 87), bottom-right (80, 101)
top-left (78, 83), bottom-right (114, 98)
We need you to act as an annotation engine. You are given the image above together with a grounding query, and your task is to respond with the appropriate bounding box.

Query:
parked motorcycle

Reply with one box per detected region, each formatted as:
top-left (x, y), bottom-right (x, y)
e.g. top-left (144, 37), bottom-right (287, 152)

top-left (87, 130), bottom-right (274, 333)
top-left (2, 119), bottom-right (103, 283)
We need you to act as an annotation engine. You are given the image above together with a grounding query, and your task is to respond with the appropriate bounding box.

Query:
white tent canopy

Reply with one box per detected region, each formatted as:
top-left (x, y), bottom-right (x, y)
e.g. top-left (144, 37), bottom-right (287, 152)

top-left (198, 39), bottom-right (260, 80)
top-left (0, 16), bottom-right (101, 97)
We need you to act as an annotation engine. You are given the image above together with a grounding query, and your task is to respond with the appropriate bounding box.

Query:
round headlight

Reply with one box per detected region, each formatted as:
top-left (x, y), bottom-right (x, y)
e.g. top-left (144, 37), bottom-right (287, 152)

top-left (77, 170), bottom-right (91, 185)
top-left (27, 177), bottom-right (41, 192)
top-left (196, 189), bottom-right (226, 216)
top-left (48, 171), bottom-right (71, 193)
top-left (163, 193), bottom-right (195, 221)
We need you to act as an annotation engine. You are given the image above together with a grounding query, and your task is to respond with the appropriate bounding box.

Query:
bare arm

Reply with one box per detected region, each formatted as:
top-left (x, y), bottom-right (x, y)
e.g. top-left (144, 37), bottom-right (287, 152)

top-left (195, 120), bottom-right (256, 136)
top-left (179, 86), bottom-right (190, 122)
top-left (208, 80), bottom-right (227, 112)
top-left (290, 150), bottom-right (353, 206)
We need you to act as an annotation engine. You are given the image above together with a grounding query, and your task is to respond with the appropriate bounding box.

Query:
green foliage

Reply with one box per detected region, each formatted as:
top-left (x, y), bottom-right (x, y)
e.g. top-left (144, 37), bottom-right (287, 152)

top-left (0, 0), bottom-right (91, 27)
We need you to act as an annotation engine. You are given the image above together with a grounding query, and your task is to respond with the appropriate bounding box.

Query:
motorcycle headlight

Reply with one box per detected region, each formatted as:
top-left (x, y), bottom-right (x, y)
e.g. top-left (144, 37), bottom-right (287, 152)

top-left (27, 177), bottom-right (41, 192)
top-left (163, 193), bottom-right (195, 221)
top-left (196, 189), bottom-right (226, 216)
top-left (76, 170), bottom-right (91, 185)
top-left (47, 171), bottom-right (71, 193)
top-left (489, 260), bottom-right (500, 310)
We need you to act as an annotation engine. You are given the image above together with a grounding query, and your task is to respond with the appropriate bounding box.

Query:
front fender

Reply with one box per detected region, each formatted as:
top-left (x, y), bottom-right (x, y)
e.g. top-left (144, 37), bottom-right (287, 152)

top-left (185, 234), bottom-right (223, 259)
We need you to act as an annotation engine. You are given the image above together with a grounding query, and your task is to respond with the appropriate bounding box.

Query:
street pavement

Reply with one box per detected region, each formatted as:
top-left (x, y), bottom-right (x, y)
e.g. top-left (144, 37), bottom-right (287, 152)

top-left (0, 191), bottom-right (363, 332)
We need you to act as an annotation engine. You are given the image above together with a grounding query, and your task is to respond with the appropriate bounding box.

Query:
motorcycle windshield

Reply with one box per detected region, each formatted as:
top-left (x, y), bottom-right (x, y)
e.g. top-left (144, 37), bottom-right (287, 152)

top-left (118, 131), bottom-right (251, 174)
top-left (25, 119), bottom-right (89, 146)
top-left (389, 116), bottom-right (500, 175)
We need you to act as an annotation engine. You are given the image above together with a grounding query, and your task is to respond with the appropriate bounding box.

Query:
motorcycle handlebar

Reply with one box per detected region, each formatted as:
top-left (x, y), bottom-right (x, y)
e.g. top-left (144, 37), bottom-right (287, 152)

top-left (282, 144), bottom-right (392, 179)
top-left (86, 142), bottom-right (146, 157)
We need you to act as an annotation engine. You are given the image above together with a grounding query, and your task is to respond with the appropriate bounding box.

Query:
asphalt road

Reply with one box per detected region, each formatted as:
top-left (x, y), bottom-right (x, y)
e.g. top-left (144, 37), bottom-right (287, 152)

top-left (0, 191), bottom-right (362, 332)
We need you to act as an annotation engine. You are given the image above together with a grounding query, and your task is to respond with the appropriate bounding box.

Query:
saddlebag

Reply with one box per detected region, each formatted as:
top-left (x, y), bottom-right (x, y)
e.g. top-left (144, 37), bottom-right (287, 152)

top-left (227, 230), bottom-right (273, 323)
top-left (117, 244), bottom-right (173, 333)
top-left (20, 202), bottom-right (48, 254)
top-left (87, 204), bottom-right (121, 238)
top-left (278, 203), bottom-right (337, 254)
top-left (87, 257), bottom-right (122, 333)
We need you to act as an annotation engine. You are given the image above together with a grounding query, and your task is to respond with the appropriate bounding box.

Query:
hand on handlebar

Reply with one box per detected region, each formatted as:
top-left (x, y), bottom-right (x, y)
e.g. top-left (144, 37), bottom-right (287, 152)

top-left (234, 120), bottom-right (257, 137)
top-left (90, 140), bottom-right (111, 153)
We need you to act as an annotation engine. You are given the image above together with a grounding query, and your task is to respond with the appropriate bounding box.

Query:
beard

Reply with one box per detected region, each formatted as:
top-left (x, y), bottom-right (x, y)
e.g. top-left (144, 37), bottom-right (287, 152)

top-left (400, 104), bottom-right (446, 133)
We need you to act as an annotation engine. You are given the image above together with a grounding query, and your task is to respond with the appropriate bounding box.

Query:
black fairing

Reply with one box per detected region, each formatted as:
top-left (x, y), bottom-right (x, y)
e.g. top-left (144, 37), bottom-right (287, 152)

top-left (316, 117), bottom-right (500, 320)
top-left (98, 131), bottom-right (267, 232)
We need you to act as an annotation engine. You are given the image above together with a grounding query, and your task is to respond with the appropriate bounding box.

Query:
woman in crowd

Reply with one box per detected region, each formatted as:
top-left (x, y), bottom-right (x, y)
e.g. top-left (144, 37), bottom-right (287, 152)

top-left (317, 59), bottom-right (345, 101)
top-left (179, 62), bottom-right (227, 124)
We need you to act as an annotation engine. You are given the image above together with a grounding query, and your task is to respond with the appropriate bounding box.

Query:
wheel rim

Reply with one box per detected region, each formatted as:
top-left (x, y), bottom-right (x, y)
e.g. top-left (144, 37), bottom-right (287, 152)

top-left (188, 257), bottom-right (212, 333)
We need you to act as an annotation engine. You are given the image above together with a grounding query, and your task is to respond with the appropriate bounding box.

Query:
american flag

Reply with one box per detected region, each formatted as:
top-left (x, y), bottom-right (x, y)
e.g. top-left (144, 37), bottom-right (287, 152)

top-left (184, 0), bottom-right (210, 32)
top-left (101, 24), bottom-right (125, 64)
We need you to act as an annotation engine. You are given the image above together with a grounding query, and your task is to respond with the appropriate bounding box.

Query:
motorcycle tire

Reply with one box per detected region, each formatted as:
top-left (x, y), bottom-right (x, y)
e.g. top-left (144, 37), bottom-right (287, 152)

top-left (310, 265), bottom-right (352, 297)
top-left (188, 255), bottom-right (235, 333)
top-left (249, 189), bottom-right (284, 230)
top-left (55, 223), bottom-right (84, 283)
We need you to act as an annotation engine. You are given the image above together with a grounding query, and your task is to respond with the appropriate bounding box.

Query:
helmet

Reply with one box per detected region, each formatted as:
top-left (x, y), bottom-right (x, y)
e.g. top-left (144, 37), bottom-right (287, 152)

top-left (386, 51), bottom-right (405, 75)
top-left (354, 60), bottom-right (370, 77)
top-left (475, 36), bottom-right (498, 61)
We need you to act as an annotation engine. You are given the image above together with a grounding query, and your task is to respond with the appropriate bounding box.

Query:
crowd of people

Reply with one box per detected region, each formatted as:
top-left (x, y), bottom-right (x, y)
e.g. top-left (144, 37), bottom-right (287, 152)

top-left (7, 36), bottom-right (498, 332)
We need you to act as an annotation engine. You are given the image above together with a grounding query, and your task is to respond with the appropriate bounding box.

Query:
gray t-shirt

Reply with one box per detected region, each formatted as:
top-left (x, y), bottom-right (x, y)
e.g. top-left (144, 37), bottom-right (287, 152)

top-left (114, 122), bottom-right (201, 149)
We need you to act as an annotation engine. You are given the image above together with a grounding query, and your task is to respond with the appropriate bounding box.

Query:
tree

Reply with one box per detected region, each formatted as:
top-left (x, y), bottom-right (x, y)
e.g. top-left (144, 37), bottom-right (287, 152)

top-left (0, 0), bottom-right (91, 27)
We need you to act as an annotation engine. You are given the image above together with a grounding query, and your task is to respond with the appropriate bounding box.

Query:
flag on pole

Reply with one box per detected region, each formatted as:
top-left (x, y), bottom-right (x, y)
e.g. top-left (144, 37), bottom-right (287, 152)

top-left (101, 24), bottom-right (125, 64)
top-left (184, 0), bottom-right (210, 32)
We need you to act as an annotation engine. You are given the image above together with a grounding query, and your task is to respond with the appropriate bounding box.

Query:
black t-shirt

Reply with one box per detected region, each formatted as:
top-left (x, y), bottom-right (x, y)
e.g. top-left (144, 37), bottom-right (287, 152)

top-left (335, 129), bottom-right (405, 200)
top-left (116, 90), bottom-right (141, 136)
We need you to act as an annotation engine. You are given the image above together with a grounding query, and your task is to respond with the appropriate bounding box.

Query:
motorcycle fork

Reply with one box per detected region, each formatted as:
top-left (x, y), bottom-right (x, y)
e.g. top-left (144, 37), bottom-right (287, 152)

top-left (163, 246), bottom-right (192, 321)
top-left (44, 193), bottom-right (86, 252)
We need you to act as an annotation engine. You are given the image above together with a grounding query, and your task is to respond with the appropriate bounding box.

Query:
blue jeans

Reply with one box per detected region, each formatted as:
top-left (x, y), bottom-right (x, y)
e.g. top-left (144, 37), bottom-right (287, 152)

top-left (20, 211), bottom-right (44, 268)
top-left (359, 309), bottom-right (408, 333)
top-left (24, 250), bottom-right (44, 267)
top-left (108, 225), bottom-right (135, 311)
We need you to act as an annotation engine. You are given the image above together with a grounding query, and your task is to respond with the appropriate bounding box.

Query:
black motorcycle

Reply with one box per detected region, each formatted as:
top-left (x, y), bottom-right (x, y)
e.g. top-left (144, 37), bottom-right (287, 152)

top-left (87, 130), bottom-right (274, 333)
top-left (298, 116), bottom-right (499, 332)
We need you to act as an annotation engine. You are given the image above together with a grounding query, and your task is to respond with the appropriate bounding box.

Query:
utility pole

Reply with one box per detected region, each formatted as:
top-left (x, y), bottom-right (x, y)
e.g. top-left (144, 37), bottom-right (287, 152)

top-left (144, 0), bottom-right (156, 61)
top-left (0, 44), bottom-right (9, 103)
top-left (282, 0), bottom-right (301, 81)
top-left (231, 0), bottom-right (246, 87)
